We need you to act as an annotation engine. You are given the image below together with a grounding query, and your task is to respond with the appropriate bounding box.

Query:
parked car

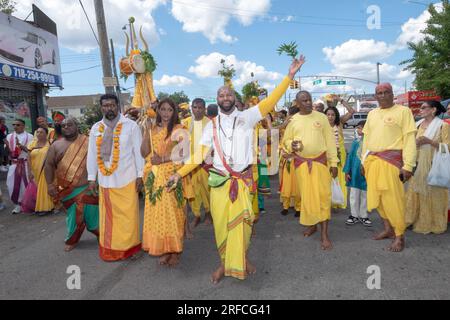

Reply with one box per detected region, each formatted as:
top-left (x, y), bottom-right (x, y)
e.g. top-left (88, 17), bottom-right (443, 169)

top-left (0, 31), bottom-right (56, 70)
top-left (344, 112), bottom-right (368, 128)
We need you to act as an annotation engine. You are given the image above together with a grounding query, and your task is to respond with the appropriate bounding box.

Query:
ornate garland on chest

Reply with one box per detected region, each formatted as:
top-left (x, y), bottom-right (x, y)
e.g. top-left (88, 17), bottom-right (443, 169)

top-left (96, 122), bottom-right (123, 176)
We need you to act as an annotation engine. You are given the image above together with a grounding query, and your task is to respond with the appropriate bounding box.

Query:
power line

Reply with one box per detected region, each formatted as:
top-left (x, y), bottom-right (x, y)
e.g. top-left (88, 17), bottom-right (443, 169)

top-left (62, 65), bottom-right (101, 74)
top-left (79, 0), bottom-right (100, 46)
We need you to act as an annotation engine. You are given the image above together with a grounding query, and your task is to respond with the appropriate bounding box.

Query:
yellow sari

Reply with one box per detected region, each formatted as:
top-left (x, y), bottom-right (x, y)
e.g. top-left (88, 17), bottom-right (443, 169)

top-left (28, 140), bottom-right (54, 212)
top-left (142, 125), bottom-right (186, 256)
top-left (332, 124), bottom-right (347, 209)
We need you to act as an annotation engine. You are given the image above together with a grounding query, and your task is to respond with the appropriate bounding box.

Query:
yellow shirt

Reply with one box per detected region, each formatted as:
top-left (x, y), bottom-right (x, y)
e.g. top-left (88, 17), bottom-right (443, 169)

top-left (362, 104), bottom-right (417, 171)
top-left (282, 111), bottom-right (339, 167)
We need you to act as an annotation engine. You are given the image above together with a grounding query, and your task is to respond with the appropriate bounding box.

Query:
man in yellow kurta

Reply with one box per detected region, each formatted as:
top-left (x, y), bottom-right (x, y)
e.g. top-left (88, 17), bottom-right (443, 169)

top-left (282, 91), bottom-right (338, 250)
top-left (181, 98), bottom-right (212, 227)
top-left (362, 83), bottom-right (417, 252)
top-left (168, 56), bottom-right (305, 283)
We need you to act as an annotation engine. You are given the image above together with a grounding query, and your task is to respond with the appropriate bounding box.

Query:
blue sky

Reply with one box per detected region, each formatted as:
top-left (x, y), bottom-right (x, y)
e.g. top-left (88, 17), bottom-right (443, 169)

top-left (14, 0), bottom-right (437, 102)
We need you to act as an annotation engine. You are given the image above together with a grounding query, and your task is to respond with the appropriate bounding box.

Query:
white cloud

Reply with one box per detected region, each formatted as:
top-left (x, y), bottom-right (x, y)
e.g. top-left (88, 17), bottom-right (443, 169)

top-left (395, 2), bottom-right (443, 49)
top-left (323, 39), bottom-right (395, 65)
top-left (170, 0), bottom-right (270, 43)
top-left (154, 74), bottom-right (193, 87)
top-left (13, 0), bottom-right (167, 53)
top-left (188, 52), bottom-right (282, 89)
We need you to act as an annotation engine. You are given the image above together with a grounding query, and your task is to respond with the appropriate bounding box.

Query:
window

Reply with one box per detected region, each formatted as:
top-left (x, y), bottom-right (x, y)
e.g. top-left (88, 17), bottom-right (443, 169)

top-left (354, 115), bottom-right (361, 119)
top-left (361, 115), bottom-right (368, 119)
top-left (64, 109), bottom-right (69, 115)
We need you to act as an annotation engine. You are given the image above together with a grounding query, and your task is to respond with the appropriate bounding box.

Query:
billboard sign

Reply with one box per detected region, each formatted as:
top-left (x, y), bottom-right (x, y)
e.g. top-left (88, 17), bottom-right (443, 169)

top-left (0, 12), bottom-right (62, 87)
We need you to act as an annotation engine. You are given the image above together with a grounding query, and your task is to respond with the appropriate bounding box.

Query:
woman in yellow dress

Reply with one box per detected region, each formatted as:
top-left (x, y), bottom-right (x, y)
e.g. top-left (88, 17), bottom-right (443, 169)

top-left (27, 127), bottom-right (54, 216)
top-left (406, 101), bottom-right (449, 234)
top-left (141, 98), bottom-right (187, 267)
top-left (324, 98), bottom-right (355, 209)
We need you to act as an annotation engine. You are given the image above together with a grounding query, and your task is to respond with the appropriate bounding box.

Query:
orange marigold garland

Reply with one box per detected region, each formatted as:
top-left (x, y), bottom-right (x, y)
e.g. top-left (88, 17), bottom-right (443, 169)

top-left (96, 122), bottom-right (123, 176)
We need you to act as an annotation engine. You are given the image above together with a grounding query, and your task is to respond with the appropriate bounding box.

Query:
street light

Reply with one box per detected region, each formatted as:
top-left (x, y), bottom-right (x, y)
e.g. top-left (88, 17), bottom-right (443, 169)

top-left (376, 62), bottom-right (382, 84)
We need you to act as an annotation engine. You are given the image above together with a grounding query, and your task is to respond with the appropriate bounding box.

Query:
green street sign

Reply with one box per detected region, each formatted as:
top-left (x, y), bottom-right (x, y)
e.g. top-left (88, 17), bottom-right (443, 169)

top-left (313, 79), bottom-right (322, 85)
top-left (327, 80), bottom-right (346, 85)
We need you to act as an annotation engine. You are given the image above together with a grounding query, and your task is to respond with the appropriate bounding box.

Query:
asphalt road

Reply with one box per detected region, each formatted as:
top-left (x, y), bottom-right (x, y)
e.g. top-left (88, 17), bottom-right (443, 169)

top-left (1, 130), bottom-right (449, 300)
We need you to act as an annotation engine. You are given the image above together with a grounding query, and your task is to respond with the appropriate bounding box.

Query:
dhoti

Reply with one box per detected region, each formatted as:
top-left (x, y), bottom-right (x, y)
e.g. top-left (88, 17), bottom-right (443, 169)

top-left (210, 179), bottom-right (254, 280)
top-left (190, 166), bottom-right (210, 217)
top-left (294, 153), bottom-right (331, 226)
top-left (7, 159), bottom-right (29, 205)
top-left (364, 155), bottom-right (406, 236)
top-left (99, 180), bottom-right (141, 261)
top-left (62, 185), bottom-right (99, 245)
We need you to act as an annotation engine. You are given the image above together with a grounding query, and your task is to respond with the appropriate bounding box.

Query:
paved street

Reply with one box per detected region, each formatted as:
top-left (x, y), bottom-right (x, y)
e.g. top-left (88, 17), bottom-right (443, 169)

top-left (1, 139), bottom-right (449, 300)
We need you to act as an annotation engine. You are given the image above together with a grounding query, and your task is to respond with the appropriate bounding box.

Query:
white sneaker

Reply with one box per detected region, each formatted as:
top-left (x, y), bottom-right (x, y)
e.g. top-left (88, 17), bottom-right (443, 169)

top-left (0, 166), bottom-right (8, 172)
top-left (12, 205), bottom-right (21, 214)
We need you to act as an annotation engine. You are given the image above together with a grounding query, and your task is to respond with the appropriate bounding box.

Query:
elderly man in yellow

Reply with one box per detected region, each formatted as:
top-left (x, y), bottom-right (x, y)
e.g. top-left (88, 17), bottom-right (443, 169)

top-left (362, 83), bottom-right (417, 252)
top-left (181, 98), bottom-right (212, 227)
top-left (167, 56), bottom-right (305, 284)
top-left (282, 91), bottom-right (338, 251)
top-left (87, 94), bottom-right (145, 261)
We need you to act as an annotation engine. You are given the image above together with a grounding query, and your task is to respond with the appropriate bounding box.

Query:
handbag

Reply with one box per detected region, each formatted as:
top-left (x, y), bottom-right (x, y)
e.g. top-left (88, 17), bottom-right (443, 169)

top-left (21, 181), bottom-right (37, 213)
top-left (331, 178), bottom-right (345, 206)
top-left (427, 143), bottom-right (450, 188)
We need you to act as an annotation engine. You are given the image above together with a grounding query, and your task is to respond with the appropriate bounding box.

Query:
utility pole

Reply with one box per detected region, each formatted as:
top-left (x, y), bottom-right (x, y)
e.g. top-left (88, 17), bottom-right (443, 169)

top-left (110, 39), bottom-right (122, 111)
top-left (94, 0), bottom-right (114, 94)
top-left (376, 62), bottom-right (382, 84)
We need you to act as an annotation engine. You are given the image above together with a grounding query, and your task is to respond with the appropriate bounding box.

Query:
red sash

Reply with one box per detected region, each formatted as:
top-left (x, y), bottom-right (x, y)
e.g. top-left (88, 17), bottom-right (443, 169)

top-left (212, 118), bottom-right (255, 203)
top-left (369, 150), bottom-right (403, 170)
top-left (293, 152), bottom-right (328, 173)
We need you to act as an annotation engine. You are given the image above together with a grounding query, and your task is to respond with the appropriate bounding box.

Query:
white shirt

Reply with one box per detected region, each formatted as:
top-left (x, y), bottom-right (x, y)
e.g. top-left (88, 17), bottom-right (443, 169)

top-left (200, 106), bottom-right (262, 172)
top-left (87, 114), bottom-right (145, 188)
top-left (6, 132), bottom-right (33, 160)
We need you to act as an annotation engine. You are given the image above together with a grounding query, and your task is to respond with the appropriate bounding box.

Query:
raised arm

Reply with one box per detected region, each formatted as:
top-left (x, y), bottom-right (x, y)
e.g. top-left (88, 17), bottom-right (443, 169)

top-left (340, 98), bottom-right (356, 124)
top-left (258, 55), bottom-right (306, 118)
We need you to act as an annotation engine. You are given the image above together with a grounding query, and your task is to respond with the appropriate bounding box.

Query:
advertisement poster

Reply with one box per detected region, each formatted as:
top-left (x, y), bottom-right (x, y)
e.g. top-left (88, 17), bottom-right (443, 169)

top-left (0, 12), bottom-right (62, 87)
top-left (0, 100), bottom-right (32, 133)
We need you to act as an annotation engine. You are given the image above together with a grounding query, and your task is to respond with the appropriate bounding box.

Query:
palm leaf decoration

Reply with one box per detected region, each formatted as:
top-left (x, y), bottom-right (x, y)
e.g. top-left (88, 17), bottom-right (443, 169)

top-left (277, 42), bottom-right (299, 59)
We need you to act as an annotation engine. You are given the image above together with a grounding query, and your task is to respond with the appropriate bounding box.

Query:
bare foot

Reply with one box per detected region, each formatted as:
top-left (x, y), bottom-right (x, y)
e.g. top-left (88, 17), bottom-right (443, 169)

top-left (388, 237), bottom-right (404, 252)
top-left (159, 254), bottom-right (171, 266)
top-left (168, 253), bottom-right (180, 267)
top-left (321, 238), bottom-right (333, 251)
top-left (64, 244), bottom-right (77, 252)
top-left (246, 260), bottom-right (256, 275)
top-left (211, 265), bottom-right (225, 285)
top-left (204, 213), bottom-right (212, 225)
top-left (251, 226), bottom-right (257, 237)
top-left (303, 225), bottom-right (317, 237)
top-left (192, 217), bottom-right (201, 228)
top-left (373, 230), bottom-right (395, 240)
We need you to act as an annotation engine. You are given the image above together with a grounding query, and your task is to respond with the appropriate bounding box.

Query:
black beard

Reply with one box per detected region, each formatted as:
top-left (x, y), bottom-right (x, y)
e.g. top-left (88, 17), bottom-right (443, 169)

top-left (105, 111), bottom-right (118, 120)
top-left (218, 101), bottom-right (235, 113)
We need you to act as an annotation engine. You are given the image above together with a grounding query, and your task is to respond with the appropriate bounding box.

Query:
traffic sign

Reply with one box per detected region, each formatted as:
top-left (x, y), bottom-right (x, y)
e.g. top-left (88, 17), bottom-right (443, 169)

top-left (327, 80), bottom-right (346, 86)
top-left (313, 79), bottom-right (322, 86)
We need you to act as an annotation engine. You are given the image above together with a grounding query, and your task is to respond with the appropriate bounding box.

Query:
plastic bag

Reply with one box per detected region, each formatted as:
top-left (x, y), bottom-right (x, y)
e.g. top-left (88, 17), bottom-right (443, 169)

top-left (21, 181), bottom-right (37, 213)
top-left (427, 143), bottom-right (450, 188)
top-left (331, 178), bottom-right (345, 206)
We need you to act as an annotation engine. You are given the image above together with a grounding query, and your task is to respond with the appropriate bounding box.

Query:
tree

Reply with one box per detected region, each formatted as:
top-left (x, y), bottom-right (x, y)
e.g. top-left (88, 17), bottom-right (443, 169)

top-left (79, 103), bottom-right (102, 134)
top-left (0, 0), bottom-right (16, 14)
top-left (157, 91), bottom-right (190, 105)
top-left (400, 0), bottom-right (450, 98)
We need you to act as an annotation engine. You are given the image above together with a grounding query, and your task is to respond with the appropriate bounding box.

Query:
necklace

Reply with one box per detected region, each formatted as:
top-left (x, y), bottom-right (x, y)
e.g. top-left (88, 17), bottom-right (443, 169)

top-left (218, 115), bottom-right (237, 167)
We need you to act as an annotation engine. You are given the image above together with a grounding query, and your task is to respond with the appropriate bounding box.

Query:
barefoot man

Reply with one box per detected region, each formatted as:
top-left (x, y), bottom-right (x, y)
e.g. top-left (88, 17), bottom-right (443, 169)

top-left (362, 83), bottom-right (417, 252)
top-left (44, 117), bottom-right (99, 252)
top-left (282, 91), bottom-right (338, 250)
top-left (168, 56), bottom-right (305, 283)
top-left (181, 98), bottom-right (212, 228)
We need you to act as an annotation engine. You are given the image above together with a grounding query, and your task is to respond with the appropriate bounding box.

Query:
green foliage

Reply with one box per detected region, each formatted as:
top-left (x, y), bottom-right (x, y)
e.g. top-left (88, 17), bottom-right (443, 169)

top-left (277, 42), bottom-right (299, 59)
top-left (218, 59), bottom-right (236, 80)
top-left (79, 103), bottom-right (103, 134)
top-left (157, 91), bottom-right (190, 105)
top-left (400, 0), bottom-right (450, 98)
top-left (0, 0), bottom-right (16, 14)
top-left (140, 50), bottom-right (157, 74)
top-left (145, 171), bottom-right (164, 205)
top-left (242, 82), bottom-right (260, 102)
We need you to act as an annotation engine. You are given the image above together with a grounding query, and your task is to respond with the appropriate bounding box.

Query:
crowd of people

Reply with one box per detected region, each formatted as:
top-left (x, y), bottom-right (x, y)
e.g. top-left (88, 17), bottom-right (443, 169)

top-left (1, 55), bottom-right (449, 284)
